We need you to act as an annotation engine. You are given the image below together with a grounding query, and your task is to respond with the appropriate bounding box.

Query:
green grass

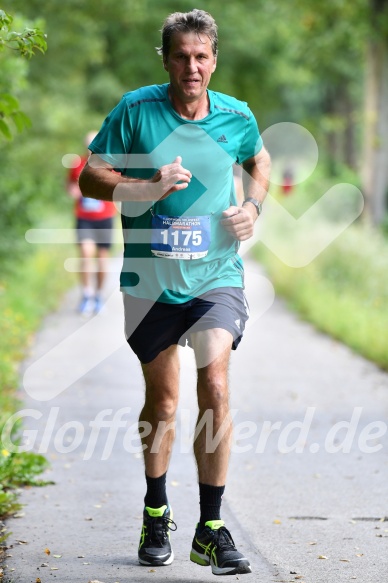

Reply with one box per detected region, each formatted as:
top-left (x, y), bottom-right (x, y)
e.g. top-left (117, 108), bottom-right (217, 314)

top-left (255, 221), bottom-right (388, 370)
top-left (0, 238), bottom-right (76, 521)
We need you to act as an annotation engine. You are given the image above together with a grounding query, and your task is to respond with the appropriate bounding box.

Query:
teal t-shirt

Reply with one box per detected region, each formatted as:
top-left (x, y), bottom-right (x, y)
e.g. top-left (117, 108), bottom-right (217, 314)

top-left (89, 83), bottom-right (263, 303)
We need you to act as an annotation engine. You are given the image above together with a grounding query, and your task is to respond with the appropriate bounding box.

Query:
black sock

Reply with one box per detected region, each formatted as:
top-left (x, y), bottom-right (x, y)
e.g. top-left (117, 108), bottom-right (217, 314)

top-left (199, 482), bottom-right (225, 530)
top-left (144, 472), bottom-right (168, 509)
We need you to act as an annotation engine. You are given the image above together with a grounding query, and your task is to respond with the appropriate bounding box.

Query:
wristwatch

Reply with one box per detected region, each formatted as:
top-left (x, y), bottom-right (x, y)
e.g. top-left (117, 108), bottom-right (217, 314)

top-left (242, 197), bottom-right (262, 216)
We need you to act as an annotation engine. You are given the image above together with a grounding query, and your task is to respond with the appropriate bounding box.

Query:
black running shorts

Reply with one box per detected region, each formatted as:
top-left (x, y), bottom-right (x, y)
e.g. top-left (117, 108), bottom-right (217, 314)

top-left (76, 217), bottom-right (113, 249)
top-left (123, 287), bottom-right (250, 364)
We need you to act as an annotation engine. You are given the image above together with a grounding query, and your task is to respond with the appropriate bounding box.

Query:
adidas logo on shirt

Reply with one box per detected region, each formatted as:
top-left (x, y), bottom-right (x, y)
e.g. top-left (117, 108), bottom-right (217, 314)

top-left (217, 134), bottom-right (228, 143)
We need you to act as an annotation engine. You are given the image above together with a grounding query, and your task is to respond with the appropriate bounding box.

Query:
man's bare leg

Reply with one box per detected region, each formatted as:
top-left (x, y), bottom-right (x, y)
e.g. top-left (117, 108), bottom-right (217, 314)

top-left (137, 344), bottom-right (179, 566)
top-left (79, 239), bottom-right (96, 291)
top-left (139, 344), bottom-right (180, 478)
top-left (94, 246), bottom-right (109, 312)
top-left (189, 328), bottom-right (251, 575)
top-left (191, 328), bottom-right (233, 487)
top-left (96, 246), bottom-right (109, 293)
top-left (78, 239), bottom-right (96, 314)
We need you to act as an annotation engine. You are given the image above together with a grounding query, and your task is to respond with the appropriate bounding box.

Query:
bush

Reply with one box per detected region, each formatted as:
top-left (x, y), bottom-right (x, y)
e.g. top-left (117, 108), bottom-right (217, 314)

top-left (255, 222), bottom-right (388, 370)
top-left (0, 239), bottom-right (75, 519)
top-left (254, 162), bottom-right (388, 368)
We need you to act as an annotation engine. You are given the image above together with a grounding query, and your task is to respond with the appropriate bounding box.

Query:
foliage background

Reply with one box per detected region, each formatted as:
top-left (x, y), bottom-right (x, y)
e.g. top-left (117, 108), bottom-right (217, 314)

top-left (1, 0), bottom-right (387, 258)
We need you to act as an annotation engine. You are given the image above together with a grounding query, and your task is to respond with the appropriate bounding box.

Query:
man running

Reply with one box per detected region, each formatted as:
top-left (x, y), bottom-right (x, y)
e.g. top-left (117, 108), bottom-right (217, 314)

top-left (79, 8), bottom-right (270, 576)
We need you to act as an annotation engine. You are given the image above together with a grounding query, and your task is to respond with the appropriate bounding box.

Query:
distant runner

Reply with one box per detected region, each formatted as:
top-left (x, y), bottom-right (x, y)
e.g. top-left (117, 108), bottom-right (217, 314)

top-left (67, 132), bottom-right (116, 315)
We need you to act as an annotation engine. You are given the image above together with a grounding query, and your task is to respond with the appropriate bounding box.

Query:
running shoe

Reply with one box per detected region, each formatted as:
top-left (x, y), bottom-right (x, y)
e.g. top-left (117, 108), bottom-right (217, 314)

top-left (94, 295), bottom-right (103, 314)
top-left (190, 519), bottom-right (251, 576)
top-left (78, 295), bottom-right (94, 316)
top-left (138, 505), bottom-right (176, 566)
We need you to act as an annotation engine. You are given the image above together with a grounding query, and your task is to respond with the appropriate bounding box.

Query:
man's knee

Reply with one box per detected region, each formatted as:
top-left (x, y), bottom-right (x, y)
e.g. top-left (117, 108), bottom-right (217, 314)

top-left (197, 373), bottom-right (229, 410)
top-left (79, 240), bottom-right (96, 257)
top-left (144, 392), bottom-right (178, 422)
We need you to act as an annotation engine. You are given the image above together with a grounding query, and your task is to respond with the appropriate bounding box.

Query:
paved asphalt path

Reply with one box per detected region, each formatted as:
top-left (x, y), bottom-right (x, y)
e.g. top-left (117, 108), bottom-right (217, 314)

top-left (2, 257), bottom-right (388, 583)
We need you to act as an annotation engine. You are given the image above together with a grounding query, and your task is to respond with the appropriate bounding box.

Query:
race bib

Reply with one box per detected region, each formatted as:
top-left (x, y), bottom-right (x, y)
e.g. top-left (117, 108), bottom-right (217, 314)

top-left (81, 197), bottom-right (104, 212)
top-left (151, 215), bottom-right (211, 260)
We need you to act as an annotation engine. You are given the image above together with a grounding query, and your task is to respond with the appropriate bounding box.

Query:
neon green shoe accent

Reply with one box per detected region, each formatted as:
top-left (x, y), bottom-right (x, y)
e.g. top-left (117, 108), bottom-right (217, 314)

top-left (139, 524), bottom-right (147, 549)
top-left (190, 549), bottom-right (209, 566)
top-left (204, 519), bottom-right (225, 530)
top-left (140, 506), bottom-right (170, 549)
top-left (145, 505), bottom-right (168, 518)
top-left (195, 537), bottom-right (213, 555)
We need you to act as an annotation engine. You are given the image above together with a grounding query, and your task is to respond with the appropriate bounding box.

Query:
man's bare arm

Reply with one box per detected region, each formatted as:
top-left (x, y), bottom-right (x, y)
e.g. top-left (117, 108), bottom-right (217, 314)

top-left (79, 154), bottom-right (192, 202)
top-left (242, 145), bottom-right (271, 211)
top-left (221, 146), bottom-right (271, 241)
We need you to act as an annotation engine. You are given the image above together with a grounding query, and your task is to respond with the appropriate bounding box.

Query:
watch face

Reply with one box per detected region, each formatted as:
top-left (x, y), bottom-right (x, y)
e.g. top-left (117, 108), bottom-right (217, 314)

top-left (244, 198), bottom-right (261, 215)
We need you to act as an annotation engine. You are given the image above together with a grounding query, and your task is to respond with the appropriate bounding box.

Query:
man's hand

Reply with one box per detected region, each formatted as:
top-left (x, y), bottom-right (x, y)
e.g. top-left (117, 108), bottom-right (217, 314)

top-left (221, 205), bottom-right (256, 241)
top-left (150, 156), bottom-right (192, 200)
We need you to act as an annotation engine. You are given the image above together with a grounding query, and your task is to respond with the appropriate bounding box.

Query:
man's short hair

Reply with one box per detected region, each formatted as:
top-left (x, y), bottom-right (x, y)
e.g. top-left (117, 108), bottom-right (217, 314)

top-left (156, 9), bottom-right (218, 60)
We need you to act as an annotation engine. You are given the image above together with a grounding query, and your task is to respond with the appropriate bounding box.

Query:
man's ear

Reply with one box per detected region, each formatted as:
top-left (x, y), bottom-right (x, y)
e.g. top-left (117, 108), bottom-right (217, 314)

top-left (163, 57), bottom-right (169, 72)
top-left (211, 57), bottom-right (217, 73)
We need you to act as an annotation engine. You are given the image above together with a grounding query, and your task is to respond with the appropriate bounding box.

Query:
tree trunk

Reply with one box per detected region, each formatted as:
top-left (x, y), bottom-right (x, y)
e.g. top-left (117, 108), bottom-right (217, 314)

top-left (324, 86), bottom-right (340, 177)
top-left (324, 83), bottom-right (358, 175)
top-left (361, 4), bottom-right (388, 225)
top-left (341, 88), bottom-right (357, 171)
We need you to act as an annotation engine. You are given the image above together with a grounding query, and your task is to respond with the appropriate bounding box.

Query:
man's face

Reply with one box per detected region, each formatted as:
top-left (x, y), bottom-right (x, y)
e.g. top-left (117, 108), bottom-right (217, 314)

top-left (163, 31), bottom-right (217, 104)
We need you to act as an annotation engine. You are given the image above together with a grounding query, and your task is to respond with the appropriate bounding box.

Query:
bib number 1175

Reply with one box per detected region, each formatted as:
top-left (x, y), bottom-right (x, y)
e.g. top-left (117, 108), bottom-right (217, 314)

top-left (160, 229), bottom-right (202, 247)
top-left (151, 214), bottom-right (211, 260)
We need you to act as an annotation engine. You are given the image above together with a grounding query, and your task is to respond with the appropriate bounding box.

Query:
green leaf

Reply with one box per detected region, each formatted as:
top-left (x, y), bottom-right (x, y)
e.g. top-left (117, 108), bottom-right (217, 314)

top-left (2, 25), bottom-right (47, 58)
top-left (10, 110), bottom-right (31, 133)
top-left (0, 119), bottom-right (12, 139)
top-left (11, 111), bottom-right (31, 132)
top-left (0, 93), bottom-right (20, 111)
top-left (0, 10), bottom-right (13, 29)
